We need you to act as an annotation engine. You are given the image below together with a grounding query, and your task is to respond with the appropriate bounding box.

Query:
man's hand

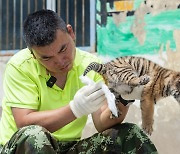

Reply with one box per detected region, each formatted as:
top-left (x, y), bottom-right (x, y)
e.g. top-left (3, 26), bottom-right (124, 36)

top-left (69, 82), bottom-right (106, 118)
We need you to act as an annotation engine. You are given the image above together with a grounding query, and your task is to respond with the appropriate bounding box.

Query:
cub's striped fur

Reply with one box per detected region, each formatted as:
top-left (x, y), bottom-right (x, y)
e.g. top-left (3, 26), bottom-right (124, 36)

top-left (83, 56), bottom-right (180, 135)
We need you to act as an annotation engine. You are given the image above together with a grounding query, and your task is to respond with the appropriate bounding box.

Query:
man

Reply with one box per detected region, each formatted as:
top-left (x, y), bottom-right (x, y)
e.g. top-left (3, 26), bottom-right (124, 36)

top-left (0, 10), bottom-right (158, 153)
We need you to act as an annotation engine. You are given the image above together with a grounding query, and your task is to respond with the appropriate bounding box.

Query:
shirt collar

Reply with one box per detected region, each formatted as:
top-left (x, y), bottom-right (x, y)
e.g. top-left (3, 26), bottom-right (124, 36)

top-left (37, 61), bottom-right (48, 78)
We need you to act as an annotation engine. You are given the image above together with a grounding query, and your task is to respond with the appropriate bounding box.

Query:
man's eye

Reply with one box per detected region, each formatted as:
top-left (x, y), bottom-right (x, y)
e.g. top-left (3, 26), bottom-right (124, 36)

top-left (61, 47), bottom-right (66, 52)
top-left (60, 45), bottom-right (68, 53)
top-left (42, 57), bottom-right (51, 61)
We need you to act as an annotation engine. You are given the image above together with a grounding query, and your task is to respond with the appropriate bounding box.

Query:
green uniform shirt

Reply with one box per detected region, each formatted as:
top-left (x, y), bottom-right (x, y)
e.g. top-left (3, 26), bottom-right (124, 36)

top-left (0, 48), bottom-right (102, 145)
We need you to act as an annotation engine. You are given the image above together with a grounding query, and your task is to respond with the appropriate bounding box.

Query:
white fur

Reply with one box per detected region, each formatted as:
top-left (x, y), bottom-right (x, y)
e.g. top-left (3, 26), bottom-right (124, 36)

top-left (115, 84), bottom-right (144, 100)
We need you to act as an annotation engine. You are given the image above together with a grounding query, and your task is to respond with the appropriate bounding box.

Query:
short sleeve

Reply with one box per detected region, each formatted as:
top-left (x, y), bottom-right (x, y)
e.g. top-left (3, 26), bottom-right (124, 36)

top-left (3, 63), bottom-right (39, 109)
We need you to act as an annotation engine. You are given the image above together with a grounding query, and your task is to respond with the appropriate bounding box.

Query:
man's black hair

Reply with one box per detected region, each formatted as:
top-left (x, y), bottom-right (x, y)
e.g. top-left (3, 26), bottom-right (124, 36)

top-left (23, 9), bottom-right (67, 48)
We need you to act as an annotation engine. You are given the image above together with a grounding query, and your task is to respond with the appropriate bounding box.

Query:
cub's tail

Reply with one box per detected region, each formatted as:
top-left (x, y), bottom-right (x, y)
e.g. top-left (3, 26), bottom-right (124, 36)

top-left (83, 62), bottom-right (106, 76)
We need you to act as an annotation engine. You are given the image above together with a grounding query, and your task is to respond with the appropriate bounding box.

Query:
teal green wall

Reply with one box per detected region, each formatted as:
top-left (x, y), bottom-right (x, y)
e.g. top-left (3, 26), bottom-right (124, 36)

top-left (97, 0), bottom-right (180, 58)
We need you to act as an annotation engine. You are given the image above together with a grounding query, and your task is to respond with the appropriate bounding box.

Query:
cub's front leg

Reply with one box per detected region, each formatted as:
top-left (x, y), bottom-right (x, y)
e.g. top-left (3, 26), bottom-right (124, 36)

top-left (141, 86), bottom-right (155, 135)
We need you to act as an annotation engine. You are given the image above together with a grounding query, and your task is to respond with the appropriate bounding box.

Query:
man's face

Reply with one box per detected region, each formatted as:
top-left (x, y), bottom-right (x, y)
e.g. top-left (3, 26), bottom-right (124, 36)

top-left (31, 28), bottom-right (76, 74)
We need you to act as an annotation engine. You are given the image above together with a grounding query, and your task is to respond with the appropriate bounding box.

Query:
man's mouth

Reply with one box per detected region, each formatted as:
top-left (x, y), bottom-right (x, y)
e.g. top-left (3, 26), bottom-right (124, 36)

top-left (60, 63), bottom-right (70, 70)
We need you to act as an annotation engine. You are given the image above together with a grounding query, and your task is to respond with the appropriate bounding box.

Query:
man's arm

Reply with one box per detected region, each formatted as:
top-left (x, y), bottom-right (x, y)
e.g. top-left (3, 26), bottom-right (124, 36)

top-left (12, 82), bottom-right (106, 133)
top-left (92, 102), bottom-right (129, 132)
top-left (12, 105), bottom-right (76, 133)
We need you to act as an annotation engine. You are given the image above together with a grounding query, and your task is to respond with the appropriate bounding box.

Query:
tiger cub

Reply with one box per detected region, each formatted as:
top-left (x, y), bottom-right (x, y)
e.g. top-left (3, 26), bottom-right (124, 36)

top-left (83, 56), bottom-right (180, 135)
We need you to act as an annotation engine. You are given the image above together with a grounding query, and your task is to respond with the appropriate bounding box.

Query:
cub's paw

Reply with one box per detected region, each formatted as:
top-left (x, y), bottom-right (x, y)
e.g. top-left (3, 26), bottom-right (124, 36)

top-left (139, 75), bottom-right (150, 85)
top-left (110, 113), bottom-right (116, 119)
top-left (142, 123), bottom-right (153, 135)
top-left (110, 109), bottom-right (122, 119)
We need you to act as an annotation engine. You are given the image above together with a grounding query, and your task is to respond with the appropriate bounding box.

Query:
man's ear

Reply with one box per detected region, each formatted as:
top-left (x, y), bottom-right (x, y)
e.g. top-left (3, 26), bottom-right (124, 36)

top-left (67, 24), bottom-right (76, 41)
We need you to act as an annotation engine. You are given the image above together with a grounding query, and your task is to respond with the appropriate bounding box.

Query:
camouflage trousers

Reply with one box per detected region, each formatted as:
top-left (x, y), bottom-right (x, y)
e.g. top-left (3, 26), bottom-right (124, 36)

top-left (0, 123), bottom-right (158, 154)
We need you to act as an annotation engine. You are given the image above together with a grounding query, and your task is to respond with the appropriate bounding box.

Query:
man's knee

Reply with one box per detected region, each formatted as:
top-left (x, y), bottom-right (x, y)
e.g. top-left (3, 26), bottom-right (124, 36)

top-left (103, 123), bottom-right (140, 135)
top-left (102, 122), bottom-right (144, 143)
top-left (102, 123), bottom-right (158, 153)
top-left (13, 125), bottom-right (49, 142)
top-left (2, 125), bottom-right (57, 154)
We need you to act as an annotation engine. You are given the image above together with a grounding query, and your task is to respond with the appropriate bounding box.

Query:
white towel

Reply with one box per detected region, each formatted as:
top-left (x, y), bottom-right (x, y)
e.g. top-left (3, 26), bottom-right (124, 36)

top-left (79, 75), bottom-right (118, 117)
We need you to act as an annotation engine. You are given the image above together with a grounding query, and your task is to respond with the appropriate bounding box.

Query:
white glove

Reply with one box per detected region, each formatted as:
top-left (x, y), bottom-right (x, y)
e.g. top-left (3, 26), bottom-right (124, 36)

top-left (69, 82), bottom-right (106, 118)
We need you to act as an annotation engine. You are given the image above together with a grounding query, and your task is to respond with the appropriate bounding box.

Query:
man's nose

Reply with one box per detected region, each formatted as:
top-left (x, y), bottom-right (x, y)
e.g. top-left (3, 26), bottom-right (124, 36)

top-left (54, 55), bottom-right (66, 66)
